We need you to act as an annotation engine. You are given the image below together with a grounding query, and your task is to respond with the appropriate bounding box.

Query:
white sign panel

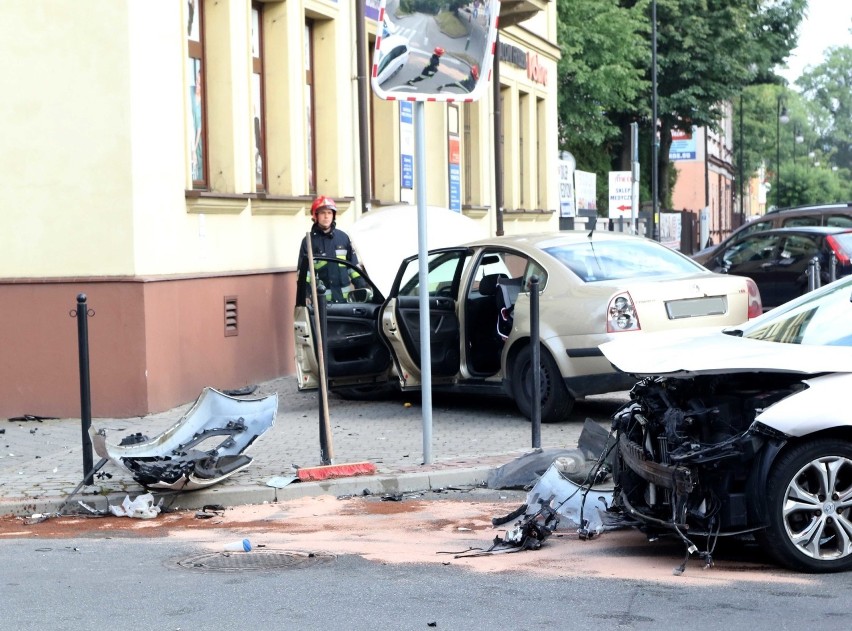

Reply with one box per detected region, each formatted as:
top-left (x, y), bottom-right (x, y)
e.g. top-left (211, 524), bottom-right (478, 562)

top-left (574, 170), bottom-right (597, 211)
top-left (608, 171), bottom-right (632, 218)
top-left (558, 159), bottom-right (576, 217)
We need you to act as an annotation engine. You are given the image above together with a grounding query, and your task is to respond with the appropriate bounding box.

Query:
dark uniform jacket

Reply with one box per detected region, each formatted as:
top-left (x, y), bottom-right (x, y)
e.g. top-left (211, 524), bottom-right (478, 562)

top-left (297, 223), bottom-right (366, 304)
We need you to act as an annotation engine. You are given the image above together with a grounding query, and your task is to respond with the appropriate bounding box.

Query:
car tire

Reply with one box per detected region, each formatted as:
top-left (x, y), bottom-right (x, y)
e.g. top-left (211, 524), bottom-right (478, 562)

top-left (759, 438), bottom-right (852, 573)
top-left (510, 345), bottom-right (574, 423)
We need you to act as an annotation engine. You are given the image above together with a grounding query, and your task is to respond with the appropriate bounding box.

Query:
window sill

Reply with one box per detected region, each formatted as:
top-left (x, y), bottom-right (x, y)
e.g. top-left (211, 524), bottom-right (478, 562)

top-left (250, 194), bottom-right (314, 216)
top-left (185, 191), bottom-right (252, 215)
top-left (462, 205), bottom-right (489, 219)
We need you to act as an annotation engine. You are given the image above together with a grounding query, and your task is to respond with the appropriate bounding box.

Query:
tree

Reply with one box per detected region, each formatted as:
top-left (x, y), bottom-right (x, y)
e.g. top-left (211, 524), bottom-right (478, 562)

top-left (798, 46), bottom-right (852, 175)
top-left (641, 0), bottom-right (806, 207)
top-left (555, 0), bottom-right (648, 147)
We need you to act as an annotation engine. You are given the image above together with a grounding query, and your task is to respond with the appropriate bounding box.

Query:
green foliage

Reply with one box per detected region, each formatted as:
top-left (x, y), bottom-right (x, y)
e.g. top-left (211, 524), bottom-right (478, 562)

top-left (555, 0), bottom-right (812, 209)
top-left (798, 47), bottom-right (852, 175)
top-left (555, 0), bottom-right (647, 148)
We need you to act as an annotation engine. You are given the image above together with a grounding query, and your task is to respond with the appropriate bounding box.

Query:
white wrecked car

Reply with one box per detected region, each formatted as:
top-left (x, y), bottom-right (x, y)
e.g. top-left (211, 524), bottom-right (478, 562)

top-left (600, 275), bottom-right (852, 572)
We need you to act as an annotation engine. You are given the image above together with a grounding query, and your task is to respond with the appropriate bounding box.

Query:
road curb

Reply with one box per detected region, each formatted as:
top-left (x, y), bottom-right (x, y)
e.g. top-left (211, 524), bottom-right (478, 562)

top-left (0, 466), bottom-right (497, 518)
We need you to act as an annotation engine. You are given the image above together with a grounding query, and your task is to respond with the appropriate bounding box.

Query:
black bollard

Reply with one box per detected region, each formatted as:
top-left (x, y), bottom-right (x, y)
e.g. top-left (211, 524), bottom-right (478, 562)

top-left (529, 276), bottom-right (541, 449)
top-left (75, 294), bottom-right (95, 485)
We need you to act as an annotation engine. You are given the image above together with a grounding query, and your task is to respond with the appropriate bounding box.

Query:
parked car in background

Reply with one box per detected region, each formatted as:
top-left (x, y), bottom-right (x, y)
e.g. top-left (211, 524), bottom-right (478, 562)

top-left (693, 202), bottom-right (852, 265)
top-left (294, 231), bottom-right (762, 423)
top-left (600, 274), bottom-right (852, 572)
top-left (702, 226), bottom-right (852, 310)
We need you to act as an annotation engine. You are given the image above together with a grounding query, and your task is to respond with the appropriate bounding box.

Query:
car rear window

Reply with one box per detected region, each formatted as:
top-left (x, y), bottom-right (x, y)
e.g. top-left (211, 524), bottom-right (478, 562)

top-left (544, 239), bottom-right (703, 282)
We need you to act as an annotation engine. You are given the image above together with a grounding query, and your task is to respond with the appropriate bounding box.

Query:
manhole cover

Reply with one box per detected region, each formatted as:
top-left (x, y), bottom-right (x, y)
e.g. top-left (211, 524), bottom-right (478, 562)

top-left (175, 550), bottom-right (336, 572)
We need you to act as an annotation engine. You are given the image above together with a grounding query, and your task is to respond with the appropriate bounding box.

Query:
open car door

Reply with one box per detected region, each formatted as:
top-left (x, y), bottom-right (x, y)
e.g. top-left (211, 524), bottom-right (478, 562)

top-left (293, 257), bottom-right (391, 391)
top-left (381, 248), bottom-right (471, 388)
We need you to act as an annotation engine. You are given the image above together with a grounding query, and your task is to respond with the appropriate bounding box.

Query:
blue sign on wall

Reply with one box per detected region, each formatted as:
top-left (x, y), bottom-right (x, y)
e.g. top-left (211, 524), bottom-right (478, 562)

top-left (448, 163), bottom-right (461, 212)
top-left (400, 101), bottom-right (414, 190)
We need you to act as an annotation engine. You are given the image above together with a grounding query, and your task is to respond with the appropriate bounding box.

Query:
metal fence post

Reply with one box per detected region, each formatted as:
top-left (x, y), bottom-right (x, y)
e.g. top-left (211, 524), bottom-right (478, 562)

top-left (74, 294), bottom-right (95, 485)
top-left (529, 276), bottom-right (541, 449)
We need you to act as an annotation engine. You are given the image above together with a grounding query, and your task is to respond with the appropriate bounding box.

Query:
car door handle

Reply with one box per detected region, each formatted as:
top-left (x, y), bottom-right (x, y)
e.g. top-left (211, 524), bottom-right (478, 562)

top-left (352, 308), bottom-right (366, 316)
top-left (760, 262), bottom-right (775, 269)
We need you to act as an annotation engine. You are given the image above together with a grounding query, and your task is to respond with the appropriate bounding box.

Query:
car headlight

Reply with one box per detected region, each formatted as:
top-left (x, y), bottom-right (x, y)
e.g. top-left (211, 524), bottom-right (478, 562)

top-left (607, 291), bottom-right (640, 332)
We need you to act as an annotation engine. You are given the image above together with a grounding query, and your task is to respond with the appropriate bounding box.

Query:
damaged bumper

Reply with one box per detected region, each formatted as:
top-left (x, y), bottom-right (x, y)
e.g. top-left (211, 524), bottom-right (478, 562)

top-left (91, 387), bottom-right (277, 491)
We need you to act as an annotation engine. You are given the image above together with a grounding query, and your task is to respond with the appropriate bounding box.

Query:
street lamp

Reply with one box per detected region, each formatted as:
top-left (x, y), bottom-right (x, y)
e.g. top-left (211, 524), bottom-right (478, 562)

top-left (775, 96), bottom-right (789, 207)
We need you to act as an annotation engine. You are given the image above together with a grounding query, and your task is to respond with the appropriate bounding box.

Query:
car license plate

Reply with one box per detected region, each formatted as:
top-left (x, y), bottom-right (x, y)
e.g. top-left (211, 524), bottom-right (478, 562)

top-left (665, 296), bottom-right (727, 319)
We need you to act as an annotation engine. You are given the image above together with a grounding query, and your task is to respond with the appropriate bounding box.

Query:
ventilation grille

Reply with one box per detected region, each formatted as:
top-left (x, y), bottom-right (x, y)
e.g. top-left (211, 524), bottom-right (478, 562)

top-left (224, 296), bottom-right (238, 337)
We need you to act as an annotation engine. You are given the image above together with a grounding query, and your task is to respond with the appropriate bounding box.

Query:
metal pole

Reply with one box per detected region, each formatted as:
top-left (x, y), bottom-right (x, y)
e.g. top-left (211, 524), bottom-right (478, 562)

top-left (651, 0), bottom-right (658, 241)
top-left (493, 33), bottom-right (504, 237)
top-left (75, 294), bottom-right (94, 485)
top-left (529, 276), bottom-right (541, 449)
top-left (738, 94), bottom-right (744, 220)
top-left (355, 0), bottom-right (371, 215)
top-left (776, 96), bottom-right (781, 207)
top-left (414, 100), bottom-right (433, 464)
top-left (630, 122), bottom-right (639, 234)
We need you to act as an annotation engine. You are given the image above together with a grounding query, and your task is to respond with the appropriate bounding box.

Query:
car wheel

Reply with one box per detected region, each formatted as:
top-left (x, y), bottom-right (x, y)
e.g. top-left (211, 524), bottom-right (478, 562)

top-left (510, 345), bottom-right (573, 423)
top-left (760, 439), bottom-right (852, 572)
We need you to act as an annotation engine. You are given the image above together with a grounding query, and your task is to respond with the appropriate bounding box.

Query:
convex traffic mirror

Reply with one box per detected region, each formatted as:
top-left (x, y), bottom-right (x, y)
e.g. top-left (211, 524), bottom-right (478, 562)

top-left (371, 0), bottom-right (499, 101)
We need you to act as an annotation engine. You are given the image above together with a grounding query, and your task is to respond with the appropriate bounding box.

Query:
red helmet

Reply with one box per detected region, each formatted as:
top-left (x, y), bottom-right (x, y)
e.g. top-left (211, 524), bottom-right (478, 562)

top-left (471, 65), bottom-right (480, 80)
top-left (310, 195), bottom-right (337, 221)
top-left (434, 46), bottom-right (445, 56)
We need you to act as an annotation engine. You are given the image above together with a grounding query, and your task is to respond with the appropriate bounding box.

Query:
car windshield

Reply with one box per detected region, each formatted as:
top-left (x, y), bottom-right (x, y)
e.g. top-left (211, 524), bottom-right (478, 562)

top-left (741, 277), bottom-right (852, 346)
top-left (543, 239), bottom-right (703, 282)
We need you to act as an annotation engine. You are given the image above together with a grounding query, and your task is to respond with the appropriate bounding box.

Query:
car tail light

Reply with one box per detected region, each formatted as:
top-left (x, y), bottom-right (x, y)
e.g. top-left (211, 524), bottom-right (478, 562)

top-left (746, 278), bottom-right (762, 318)
top-left (826, 235), bottom-right (852, 266)
top-left (606, 291), bottom-right (641, 332)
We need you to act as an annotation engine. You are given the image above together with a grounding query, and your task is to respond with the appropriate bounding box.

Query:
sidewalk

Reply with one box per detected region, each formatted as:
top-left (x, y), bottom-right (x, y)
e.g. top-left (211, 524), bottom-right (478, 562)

top-left (0, 377), bottom-right (627, 517)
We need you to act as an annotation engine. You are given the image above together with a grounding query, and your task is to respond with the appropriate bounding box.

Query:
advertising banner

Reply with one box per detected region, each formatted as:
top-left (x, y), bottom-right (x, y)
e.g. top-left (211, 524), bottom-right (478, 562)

top-left (574, 170), bottom-right (597, 212)
top-left (558, 158), bottom-right (576, 217)
top-left (669, 127), bottom-right (697, 161)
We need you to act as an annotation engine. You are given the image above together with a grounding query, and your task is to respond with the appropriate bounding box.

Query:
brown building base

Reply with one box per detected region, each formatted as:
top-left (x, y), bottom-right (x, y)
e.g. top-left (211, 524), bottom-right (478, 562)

top-left (0, 271), bottom-right (296, 419)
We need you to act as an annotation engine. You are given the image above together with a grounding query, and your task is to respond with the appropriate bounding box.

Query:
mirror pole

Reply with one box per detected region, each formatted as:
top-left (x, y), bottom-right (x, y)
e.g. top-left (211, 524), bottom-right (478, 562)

top-left (414, 100), bottom-right (433, 465)
top-left (355, 0), bottom-right (371, 214)
top-left (493, 32), bottom-right (504, 236)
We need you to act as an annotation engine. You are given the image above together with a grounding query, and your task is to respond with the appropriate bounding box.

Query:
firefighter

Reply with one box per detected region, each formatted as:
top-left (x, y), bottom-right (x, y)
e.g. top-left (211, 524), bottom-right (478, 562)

top-left (297, 196), bottom-right (366, 303)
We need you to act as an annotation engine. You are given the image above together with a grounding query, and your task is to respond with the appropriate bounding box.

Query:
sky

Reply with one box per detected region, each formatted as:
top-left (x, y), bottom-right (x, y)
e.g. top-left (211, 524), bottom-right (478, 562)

top-left (778, 0), bottom-right (852, 84)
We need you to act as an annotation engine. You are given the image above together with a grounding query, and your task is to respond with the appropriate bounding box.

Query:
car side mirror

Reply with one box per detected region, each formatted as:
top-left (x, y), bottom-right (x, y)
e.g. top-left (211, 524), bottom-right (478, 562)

top-left (371, 0), bottom-right (499, 102)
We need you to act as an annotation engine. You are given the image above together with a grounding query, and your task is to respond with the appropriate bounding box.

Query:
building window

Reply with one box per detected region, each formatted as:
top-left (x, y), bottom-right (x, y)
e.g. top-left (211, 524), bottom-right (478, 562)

top-left (251, 4), bottom-right (267, 192)
top-left (305, 21), bottom-right (316, 194)
top-left (186, 0), bottom-right (207, 189)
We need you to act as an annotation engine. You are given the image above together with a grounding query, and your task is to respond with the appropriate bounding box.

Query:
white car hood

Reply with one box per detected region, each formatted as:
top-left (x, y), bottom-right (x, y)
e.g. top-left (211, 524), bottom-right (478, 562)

top-left (599, 328), bottom-right (852, 377)
top-left (347, 204), bottom-right (487, 295)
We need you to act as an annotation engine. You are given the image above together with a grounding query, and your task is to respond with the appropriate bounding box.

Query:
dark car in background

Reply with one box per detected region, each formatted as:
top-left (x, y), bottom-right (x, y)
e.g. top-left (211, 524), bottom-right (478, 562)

top-left (693, 202), bottom-right (852, 266)
top-left (702, 226), bottom-right (852, 310)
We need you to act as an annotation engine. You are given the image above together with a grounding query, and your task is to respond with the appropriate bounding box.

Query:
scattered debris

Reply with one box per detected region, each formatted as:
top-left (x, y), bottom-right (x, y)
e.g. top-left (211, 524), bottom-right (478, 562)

top-left (108, 493), bottom-right (162, 519)
top-left (8, 414), bottom-right (58, 422)
top-left (223, 538), bottom-right (252, 552)
top-left (221, 384), bottom-right (258, 397)
top-left (454, 498), bottom-right (561, 558)
top-left (195, 504), bottom-right (225, 519)
top-left (265, 475), bottom-right (298, 489)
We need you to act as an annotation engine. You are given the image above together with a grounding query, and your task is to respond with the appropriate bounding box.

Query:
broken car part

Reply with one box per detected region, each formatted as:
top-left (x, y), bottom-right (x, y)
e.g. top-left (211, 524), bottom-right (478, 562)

top-left (91, 387), bottom-right (277, 491)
